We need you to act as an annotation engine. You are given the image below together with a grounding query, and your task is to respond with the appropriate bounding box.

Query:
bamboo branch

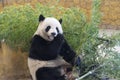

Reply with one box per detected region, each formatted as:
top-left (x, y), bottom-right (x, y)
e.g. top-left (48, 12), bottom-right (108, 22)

top-left (75, 64), bottom-right (104, 80)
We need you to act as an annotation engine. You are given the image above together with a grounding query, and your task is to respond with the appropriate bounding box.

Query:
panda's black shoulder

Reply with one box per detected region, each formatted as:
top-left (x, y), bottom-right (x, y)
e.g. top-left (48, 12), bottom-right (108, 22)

top-left (33, 35), bottom-right (40, 39)
top-left (29, 34), bottom-right (46, 53)
top-left (31, 35), bottom-right (42, 42)
top-left (29, 35), bottom-right (45, 59)
top-left (31, 35), bottom-right (46, 44)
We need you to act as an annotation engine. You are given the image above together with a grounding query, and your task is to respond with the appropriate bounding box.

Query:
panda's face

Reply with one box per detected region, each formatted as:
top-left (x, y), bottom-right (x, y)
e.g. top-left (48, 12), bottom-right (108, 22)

top-left (35, 15), bottom-right (63, 41)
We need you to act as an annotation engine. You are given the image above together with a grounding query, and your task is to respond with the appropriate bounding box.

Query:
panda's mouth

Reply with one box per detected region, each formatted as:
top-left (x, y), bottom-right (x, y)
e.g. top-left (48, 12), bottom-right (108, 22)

top-left (47, 36), bottom-right (54, 41)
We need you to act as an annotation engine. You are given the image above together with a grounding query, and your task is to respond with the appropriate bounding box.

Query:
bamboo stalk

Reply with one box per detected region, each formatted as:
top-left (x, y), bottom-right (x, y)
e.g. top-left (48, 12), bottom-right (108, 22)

top-left (75, 64), bottom-right (104, 80)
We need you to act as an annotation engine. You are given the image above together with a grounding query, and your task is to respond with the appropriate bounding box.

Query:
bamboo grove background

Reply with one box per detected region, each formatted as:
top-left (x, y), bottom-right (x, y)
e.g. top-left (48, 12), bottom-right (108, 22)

top-left (0, 0), bottom-right (120, 29)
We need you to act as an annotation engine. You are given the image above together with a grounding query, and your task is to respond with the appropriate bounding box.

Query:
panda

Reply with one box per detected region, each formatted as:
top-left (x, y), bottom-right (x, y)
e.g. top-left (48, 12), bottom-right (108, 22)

top-left (28, 14), bottom-right (76, 80)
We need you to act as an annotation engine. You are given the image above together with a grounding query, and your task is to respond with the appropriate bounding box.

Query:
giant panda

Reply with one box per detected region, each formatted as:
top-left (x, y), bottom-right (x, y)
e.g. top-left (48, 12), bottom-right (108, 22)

top-left (28, 14), bottom-right (76, 80)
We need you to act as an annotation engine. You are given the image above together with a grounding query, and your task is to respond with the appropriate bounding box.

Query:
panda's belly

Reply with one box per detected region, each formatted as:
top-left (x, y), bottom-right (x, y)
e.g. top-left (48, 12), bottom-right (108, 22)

top-left (28, 57), bottom-right (70, 80)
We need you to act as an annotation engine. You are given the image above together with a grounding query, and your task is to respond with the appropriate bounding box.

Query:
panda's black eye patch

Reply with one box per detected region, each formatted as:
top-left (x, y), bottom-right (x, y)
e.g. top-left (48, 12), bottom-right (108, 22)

top-left (56, 27), bottom-right (59, 33)
top-left (45, 26), bottom-right (51, 32)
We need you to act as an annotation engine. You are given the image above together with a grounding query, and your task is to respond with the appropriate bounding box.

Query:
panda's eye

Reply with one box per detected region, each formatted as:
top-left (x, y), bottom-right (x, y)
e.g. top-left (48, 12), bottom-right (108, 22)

top-left (56, 27), bottom-right (59, 33)
top-left (45, 26), bottom-right (51, 32)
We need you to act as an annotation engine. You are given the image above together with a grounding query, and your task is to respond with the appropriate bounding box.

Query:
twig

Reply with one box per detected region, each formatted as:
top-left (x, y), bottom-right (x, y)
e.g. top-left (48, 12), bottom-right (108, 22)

top-left (75, 64), bottom-right (104, 80)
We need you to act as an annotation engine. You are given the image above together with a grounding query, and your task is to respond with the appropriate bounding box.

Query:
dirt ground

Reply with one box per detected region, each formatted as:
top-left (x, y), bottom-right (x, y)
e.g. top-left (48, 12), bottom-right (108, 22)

top-left (0, 43), bottom-right (31, 80)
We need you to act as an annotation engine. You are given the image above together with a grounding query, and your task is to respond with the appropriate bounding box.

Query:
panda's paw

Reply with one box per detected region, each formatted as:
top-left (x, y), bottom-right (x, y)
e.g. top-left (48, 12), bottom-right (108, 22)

top-left (57, 34), bottom-right (64, 38)
top-left (55, 34), bottom-right (64, 41)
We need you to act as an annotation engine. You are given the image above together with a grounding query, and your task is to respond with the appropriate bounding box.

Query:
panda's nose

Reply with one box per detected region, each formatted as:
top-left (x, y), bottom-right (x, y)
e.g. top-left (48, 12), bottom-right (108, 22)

top-left (51, 32), bottom-right (56, 36)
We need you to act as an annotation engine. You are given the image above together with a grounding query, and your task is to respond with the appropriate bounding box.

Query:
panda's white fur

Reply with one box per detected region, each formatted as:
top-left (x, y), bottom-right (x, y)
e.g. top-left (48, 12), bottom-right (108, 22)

top-left (28, 15), bottom-right (71, 80)
top-left (28, 56), bottom-right (70, 80)
top-left (34, 17), bottom-right (63, 41)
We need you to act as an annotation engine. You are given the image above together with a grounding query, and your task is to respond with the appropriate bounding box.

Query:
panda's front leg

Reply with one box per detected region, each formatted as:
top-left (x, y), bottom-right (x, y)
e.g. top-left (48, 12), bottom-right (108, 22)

top-left (45, 56), bottom-right (71, 68)
top-left (59, 39), bottom-right (76, 66)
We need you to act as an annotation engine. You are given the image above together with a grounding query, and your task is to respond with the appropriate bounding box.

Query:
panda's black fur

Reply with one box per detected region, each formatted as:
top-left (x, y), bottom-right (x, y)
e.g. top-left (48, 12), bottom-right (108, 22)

top-left (28, 15), bottom-right (76, 80)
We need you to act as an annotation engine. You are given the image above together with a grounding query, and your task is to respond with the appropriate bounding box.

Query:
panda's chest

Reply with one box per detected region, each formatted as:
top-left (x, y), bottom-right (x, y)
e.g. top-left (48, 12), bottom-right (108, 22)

top-left (39, 41), bottom-right (61, 60)
top-left (43, 43), bottom-right (60, 53)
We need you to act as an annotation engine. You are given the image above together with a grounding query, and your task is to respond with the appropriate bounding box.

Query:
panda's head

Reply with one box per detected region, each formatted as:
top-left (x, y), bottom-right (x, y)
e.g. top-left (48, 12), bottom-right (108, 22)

top-left (34, 14), bottom-right (63, 41)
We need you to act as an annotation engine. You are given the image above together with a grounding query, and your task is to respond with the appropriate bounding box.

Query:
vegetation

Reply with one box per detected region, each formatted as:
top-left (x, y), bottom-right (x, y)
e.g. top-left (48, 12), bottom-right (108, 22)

top-left (0, 0), bottom-right (120, 80)
top-left (0, 3), bottom-right (98, 52)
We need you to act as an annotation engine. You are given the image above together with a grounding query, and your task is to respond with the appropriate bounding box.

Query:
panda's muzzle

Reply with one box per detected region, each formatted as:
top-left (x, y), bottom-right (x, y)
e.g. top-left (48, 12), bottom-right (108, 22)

top-left (51, 32), bottom-right (56, 37)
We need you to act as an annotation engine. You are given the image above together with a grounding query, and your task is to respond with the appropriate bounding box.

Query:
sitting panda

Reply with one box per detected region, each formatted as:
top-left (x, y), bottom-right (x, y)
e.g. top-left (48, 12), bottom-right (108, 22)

top-left (28, 14), bottom-right (76, 80)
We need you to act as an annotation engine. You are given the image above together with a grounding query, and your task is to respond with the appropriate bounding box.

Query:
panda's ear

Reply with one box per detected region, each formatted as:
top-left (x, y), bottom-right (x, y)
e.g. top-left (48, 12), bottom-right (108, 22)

top-left (59, 19), bottom-right (62, 24)
top-left (39, 14), bottom-right (45, 22)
